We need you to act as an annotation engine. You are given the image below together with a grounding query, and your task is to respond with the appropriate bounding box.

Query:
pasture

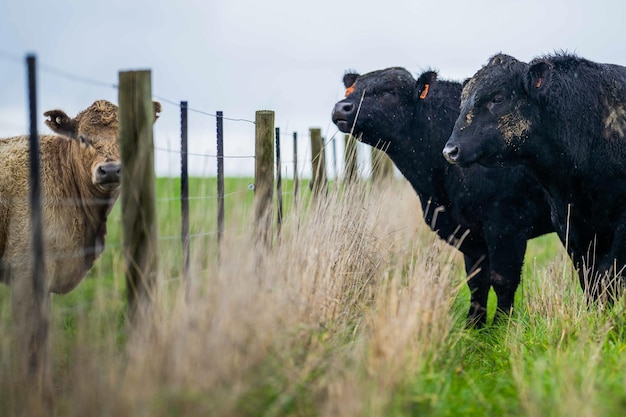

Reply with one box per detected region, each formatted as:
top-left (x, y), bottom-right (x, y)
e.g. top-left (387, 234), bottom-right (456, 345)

top-left (1, 176), bottom-right (626, 417)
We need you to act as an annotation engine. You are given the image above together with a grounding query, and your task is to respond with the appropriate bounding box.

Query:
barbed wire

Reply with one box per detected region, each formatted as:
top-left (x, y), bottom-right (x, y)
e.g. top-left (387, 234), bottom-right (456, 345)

top-left (39, 63), bottom-right (119, 90)
top-left (0, 52), bottom-right (326, 179)
top-left (156, 188), bottom-right (252, 203)
top-left (0, 52), bottom-right (339, 139)
top-left (0, 51), bottom-right (340, 259)
top-left (158, 228), bottom-right (248, 242)
top-left (0, 190), bottom-right (249, 207)
top-left (0, 51), bottom-right (341, 172)
top-left (0, 175), bottom-right (301, 208)
top-left (0, 51), bottom-right (328, 177)
top-left (151, 94), bottom-right (257, 124)
top-left (44, 224), bottom-right (251, 262)
top-left (0, 52), bottom-right (260, 126)
top-left (154, 146), bottom-right (255, 159)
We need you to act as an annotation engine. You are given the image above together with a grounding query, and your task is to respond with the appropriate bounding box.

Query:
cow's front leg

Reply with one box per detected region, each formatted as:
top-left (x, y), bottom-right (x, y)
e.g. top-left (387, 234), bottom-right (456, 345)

top-left (489, 239), bottom-right (526, 323)
top-left (464, 254), bottom-right (490, 327)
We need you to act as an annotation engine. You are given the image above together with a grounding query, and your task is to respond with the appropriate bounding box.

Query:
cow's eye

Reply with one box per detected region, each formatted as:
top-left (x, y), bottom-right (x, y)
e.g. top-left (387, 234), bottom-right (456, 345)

top-left (491, 95), bottom-right (504, 104)
top-left (79, 135), bottom-right (89, 147)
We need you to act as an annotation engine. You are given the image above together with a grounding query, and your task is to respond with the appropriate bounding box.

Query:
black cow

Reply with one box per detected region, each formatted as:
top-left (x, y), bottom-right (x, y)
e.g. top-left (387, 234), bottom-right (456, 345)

top-left (443, 52), bottom-right (626, 302)
top-left (332, 67), bottom-right (553, 326)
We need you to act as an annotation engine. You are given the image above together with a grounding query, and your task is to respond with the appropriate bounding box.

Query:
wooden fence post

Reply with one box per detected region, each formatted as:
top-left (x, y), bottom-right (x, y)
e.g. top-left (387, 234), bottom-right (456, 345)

top-left (118, 70), bottom-right (158, 320)
top-left (254, 110), bottom-right (275, 249)
top-left (371, 147), bottom-right (394, 182)
top-left (344, 134), bottom-right (358, 183)
top-left (309, 128), bottom-right (327, 196)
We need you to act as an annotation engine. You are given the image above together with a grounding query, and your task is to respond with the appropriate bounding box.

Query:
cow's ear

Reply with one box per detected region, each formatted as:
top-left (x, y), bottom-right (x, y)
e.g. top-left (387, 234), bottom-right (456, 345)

top-left (415, 70), bottom-right (437, 101)
top-left (153, 101), bottom-right (162, 124)
top-left (343, 72), bottom-right (359, 89)
top-left (44, 109), bottom-right (77, 137)
top-left (525, 61), bottom-right (552, 98)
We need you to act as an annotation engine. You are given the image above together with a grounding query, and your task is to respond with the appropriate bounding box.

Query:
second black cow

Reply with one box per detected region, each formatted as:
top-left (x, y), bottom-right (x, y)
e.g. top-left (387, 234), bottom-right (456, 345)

top-left (332, 67), bottom-right (553, 326)
top-left (444, 53), bottom-right (626, 303)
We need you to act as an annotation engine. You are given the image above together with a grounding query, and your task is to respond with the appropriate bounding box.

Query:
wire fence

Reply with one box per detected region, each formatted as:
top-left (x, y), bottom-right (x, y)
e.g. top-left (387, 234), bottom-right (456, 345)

top-left (0, 50), bottom-right (394, 247)
top-left (0, 51), bottom-right (396, 269)
top-left (0, 49), bottom-right (387, 186)
top-left (1, 51), bottom-right (400, 396)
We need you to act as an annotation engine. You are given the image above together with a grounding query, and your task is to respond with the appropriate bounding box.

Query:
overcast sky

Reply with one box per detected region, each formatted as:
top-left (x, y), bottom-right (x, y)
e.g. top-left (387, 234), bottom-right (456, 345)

top-left (2, 0), bottom-right (626, 177)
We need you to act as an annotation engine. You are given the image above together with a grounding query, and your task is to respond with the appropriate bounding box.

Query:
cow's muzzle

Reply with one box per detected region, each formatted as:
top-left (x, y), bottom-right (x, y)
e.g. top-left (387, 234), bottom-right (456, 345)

top-left (95, 162), bottom-right (121, 186)
top-left (442, 142), bottom-right (461, 164)
top-left (332, 101), bottom-right (356, 133)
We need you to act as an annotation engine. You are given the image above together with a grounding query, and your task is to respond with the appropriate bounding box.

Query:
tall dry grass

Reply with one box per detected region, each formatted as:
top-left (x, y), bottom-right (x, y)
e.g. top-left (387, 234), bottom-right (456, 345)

top-left (5, 176), bottom-right (626, 416)
top-left (0, 178), bottom-right (465, 416)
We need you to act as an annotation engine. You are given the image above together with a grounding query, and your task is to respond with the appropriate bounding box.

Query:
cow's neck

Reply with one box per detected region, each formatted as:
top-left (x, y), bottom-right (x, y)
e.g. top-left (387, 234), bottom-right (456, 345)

top-left (72, 179), bottom-right (117, 268)
top-left (521, 122), bottom-right (593, 199)
top-left (58, 139), bottom-right (118, 266)
top-left (385, 130), bottom-right (450, 210)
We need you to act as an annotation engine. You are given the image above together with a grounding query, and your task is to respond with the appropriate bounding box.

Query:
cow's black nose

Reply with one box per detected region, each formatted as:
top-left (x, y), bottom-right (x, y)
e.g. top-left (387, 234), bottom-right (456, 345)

top-left (338, 102), bottom-right (354, 114)
top-left (332, 100), bottom-right (358, 133)
top-left (332, 101), bottom-right (355, 119)
top-left (442, 143), bottom-right (460, 163)
top-left (95, 162), bottom-right (121, 184)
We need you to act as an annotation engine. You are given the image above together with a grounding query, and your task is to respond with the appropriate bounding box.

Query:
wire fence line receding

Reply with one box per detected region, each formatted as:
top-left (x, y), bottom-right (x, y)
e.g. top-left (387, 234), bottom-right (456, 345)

top-left (0, 50), bottom-right (374, 182)
top-left (5, 54), bottom-right (400, 403)
top-left (2, 51), bottom-right (397, 281)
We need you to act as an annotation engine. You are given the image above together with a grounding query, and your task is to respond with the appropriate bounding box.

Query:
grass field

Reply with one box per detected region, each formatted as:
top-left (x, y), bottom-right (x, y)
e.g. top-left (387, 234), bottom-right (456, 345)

top-left (1, 176), bottom-right (626, 416)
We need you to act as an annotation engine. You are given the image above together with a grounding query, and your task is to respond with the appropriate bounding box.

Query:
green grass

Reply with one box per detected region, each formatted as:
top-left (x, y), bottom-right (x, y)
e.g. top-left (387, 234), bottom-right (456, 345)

top-left (2, 177), bottom-right (626, 417)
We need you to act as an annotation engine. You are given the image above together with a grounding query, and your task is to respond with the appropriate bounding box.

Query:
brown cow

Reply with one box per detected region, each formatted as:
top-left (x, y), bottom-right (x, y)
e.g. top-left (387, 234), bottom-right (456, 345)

top-left (4, 99), bottom-right (160, 397)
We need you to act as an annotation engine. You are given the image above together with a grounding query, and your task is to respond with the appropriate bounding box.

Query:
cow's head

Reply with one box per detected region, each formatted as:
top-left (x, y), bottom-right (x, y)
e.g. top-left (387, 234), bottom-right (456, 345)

top-left (443, 54), bottom-right (545, 167)
top-left (331, 67), bottom-right (422, 149)
top-left (44, 100), bottom-right (161, 193)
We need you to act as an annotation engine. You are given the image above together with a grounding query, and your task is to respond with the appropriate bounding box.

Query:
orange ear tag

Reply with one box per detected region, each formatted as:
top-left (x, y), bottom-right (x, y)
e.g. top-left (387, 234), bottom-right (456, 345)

top-left (535, 76), bottom-right (542, 88)
top-left (345, 84), bottom-right (355, 97)
top-left (419, 83), bottom-right (430, 99)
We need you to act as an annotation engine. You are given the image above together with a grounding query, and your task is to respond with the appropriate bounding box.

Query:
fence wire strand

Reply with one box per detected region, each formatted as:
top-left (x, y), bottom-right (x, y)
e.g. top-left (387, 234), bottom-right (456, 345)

top-left (0, 51), bottom-right (347, 268)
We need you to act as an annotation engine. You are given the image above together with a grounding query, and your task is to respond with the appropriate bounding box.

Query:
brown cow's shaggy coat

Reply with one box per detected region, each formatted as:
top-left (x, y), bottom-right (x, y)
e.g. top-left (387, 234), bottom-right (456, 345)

top-left (4, 99), bottom-right (160, 398)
